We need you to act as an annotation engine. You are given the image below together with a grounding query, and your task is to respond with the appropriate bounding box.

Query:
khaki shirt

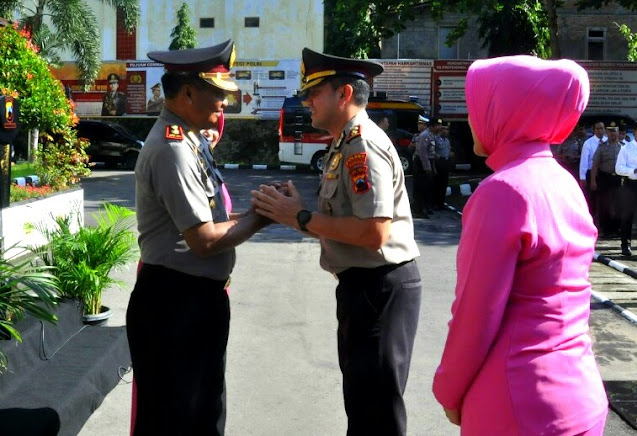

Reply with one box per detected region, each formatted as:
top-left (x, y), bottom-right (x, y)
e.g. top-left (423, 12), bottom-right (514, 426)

top-left (317, 111), bottom-right (420, 274)
top-left (135, 107), bottom-right (234, 280)
top-left (593, 140), bottom-right (621, 175)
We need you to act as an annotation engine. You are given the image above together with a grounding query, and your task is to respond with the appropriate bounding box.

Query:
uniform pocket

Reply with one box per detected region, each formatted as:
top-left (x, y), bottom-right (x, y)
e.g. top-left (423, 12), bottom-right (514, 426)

top-left (319, 179), bottom-right (338, 199)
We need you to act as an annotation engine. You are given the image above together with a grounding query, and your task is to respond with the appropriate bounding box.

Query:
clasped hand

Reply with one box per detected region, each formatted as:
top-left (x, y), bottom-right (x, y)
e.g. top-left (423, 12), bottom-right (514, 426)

top-left (251, 180), bottom-right (304, 228)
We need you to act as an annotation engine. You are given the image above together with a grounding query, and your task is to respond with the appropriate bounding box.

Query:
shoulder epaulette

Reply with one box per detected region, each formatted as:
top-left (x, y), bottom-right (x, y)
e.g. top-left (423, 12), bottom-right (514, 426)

top-left (165, 125), bottom-right (184, 140)
top-left (346, 125), bottom-right (362, 143)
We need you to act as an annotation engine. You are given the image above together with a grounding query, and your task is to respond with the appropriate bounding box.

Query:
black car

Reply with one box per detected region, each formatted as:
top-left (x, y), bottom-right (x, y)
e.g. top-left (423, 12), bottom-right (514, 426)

top-left (75, 120), bottom-right (144, 170)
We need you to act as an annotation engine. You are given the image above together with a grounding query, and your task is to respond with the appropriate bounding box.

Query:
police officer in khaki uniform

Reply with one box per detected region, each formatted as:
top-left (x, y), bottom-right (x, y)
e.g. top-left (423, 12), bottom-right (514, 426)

top-left (128, 39), bottom-right (270, 436)
top-left (252, 48), bottom-right (422, 436)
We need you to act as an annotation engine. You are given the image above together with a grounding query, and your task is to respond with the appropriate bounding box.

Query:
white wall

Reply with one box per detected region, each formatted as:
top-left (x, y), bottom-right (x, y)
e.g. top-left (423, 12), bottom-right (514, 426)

top-left (58, 0), bottom-right (323, 61)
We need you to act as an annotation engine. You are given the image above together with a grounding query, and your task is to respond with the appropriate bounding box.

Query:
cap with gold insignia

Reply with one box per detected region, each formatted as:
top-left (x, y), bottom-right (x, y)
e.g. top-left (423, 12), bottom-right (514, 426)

top-left (607, 121), bottom-right (618, 132)
top-left (147, 39), bottom-right (238, 91)
top-left (619, 121), bottom-right (628, 132)
top-left (151, 82), bottom-right (161, 91)
top-left (430, 118), bottom-right (444, 126)
top-left (299, 47), bottom-right (384, 96)
top-left (107, 73), bottom-right (120, 84)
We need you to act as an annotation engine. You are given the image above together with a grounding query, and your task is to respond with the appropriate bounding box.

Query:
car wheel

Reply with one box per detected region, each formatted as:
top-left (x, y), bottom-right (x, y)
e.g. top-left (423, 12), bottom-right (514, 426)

top-left (310, 150), bottom-right (327, 172)
top-left (123, 152), bottom-right (138, 171)
top-left (399, 153), bottom-right (412, 174)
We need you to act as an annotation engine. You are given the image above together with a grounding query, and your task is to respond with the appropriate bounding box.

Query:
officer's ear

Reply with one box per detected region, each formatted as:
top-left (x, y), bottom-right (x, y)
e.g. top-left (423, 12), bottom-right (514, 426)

top-left (183, 84), bottom-right (194, 104)
top-left (341, 84), bottom-right (353, 102)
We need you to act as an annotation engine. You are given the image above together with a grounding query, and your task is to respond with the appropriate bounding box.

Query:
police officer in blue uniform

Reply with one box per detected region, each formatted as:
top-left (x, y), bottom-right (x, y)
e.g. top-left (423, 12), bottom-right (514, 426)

top-left (127, 39), bottom-right (270, 436)
top-left (252, 48), bottom-right (422, 436)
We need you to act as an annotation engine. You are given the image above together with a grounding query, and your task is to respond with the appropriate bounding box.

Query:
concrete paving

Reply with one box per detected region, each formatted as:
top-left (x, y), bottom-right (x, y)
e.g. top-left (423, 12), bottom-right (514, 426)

top-left (75, 170), bottom-right (637, 435)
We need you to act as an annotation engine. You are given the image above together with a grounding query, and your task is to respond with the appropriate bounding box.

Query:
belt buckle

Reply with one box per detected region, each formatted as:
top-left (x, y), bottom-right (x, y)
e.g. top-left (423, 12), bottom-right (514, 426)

top-left (224, 277), bottom-right (231, 289)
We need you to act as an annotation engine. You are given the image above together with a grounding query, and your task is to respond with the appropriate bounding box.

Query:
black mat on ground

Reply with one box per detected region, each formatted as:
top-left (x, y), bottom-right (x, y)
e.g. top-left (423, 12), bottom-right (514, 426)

top-left (605, 380), bottom-right (637, 430)
top-left (0, 301), bottom-right (84, 390)
top-left (0, 302), bottom-right (130, 436)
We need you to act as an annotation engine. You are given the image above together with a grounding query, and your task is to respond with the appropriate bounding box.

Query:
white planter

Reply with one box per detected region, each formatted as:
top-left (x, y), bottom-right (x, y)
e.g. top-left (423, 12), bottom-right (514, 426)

top-left (1, 187), bottom-right (84, 259)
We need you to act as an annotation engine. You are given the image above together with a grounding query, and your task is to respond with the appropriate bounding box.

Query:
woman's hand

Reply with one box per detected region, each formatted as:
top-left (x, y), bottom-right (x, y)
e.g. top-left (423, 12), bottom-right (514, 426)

top-left (443, 407), bottom-right (461, 426)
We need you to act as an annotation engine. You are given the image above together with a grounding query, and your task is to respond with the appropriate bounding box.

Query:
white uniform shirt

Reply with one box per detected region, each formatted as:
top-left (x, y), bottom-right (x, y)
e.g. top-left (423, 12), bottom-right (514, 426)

top-left (616, 140), bottom-right (637, 180)
top-left (579, 134), bottom-right (607, 180)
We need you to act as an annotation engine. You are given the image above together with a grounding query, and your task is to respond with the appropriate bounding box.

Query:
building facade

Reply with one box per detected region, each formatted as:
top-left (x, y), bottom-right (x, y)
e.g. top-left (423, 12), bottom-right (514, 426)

top-left (381, 1), bottom-right (637, 61)
top-left (60, 0), bottom-right (324, 61)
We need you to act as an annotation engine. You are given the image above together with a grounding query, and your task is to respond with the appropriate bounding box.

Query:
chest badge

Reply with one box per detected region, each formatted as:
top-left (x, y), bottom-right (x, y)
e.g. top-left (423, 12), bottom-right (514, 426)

top-left (209, 198), bottom-right (216, 209)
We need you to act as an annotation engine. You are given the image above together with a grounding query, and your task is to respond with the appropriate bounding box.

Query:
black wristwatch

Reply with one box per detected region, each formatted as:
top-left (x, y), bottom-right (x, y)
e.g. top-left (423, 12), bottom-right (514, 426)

top-left (296, 209), bottom-right (313, 232)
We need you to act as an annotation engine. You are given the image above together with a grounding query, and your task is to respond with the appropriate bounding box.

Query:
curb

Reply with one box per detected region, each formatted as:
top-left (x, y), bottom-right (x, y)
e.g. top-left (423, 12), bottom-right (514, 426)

top-left (592, 253), bottom-right (637, 324)
top-left (445, 180), bottom-right (481, 197)
top-left (218, 164), bottom-right (302, 171)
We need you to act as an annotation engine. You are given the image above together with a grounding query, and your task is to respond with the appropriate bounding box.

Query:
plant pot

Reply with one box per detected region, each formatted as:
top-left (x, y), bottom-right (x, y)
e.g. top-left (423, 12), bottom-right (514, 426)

top-left (82, 305), bottom-right (113, 326)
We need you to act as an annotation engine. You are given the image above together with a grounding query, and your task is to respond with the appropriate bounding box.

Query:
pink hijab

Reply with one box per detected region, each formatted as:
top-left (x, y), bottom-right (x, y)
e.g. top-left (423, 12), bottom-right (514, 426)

top-left (465, 55), bottom-right (590, 170)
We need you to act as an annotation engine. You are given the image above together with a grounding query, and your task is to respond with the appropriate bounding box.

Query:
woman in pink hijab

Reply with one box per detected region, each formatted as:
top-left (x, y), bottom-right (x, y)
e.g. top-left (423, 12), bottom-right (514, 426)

top-left (432, 56), bottom-right (608, 435)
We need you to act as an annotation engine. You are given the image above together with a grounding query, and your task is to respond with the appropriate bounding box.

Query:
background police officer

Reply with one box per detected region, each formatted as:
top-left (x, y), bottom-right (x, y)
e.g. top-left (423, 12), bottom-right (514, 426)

top-left (127, 39), bottom-right (270, 436)
top-left (251, 47), bottom-right (422, 436)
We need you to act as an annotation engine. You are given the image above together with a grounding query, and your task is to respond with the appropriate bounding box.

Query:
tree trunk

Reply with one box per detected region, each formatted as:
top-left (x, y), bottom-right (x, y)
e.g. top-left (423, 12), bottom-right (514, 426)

top-left (28, 128), bottom-right (39, 162)
top-left (543, 0), bottom-right (561, 58)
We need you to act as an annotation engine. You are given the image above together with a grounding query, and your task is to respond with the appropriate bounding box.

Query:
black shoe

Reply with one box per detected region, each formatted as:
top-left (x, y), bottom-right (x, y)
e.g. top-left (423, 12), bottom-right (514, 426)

top-left (622, 246), bottom-right (632, 256)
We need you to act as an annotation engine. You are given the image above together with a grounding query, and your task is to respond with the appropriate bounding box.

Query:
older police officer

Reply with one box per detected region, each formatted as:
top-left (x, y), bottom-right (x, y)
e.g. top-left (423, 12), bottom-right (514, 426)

top-left (127, 40), bottom-right (270, 435)
top-left (252, 48), bottom-right (422, 436)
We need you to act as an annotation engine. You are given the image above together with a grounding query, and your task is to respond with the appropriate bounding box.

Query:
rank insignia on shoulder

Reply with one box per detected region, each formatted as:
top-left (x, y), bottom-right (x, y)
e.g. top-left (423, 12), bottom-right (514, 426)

top-left (346, 125), bottom-right (362, 143)
top-left (349, 165), bottom-right (370, 194)
top-left (166, 125), bottom-right (184, 140)
top-left (345, 152), bottom-right (367, 170)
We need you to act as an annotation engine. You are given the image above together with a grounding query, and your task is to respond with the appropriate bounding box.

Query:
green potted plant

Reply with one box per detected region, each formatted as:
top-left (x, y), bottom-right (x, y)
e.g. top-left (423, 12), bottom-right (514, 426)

top-left (0, 241), bottom-right (59, 371)
top-left (30, 203), bottom-right (138, 323)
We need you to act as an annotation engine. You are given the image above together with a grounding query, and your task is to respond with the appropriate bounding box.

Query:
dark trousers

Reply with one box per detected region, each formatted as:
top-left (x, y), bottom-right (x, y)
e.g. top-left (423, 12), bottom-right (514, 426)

top-left (335, 260), bottom-right (422, 436)
top-left (585, 170), bottom-right (598, 225)
top-left (433, 158), bottom-right (450, 208)
top-left (411, 155), bottom-right (433, 214)
top-left (620, 179), bottom-right (637, 247)
top-left (127, 264), bottom-right (230, 436)
top-left (595, 171), bottom-right (622, 234)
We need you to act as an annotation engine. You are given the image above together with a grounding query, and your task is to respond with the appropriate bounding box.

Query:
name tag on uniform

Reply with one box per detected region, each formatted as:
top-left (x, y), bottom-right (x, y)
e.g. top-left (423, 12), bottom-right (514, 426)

top-left (324, 172), bottom-right (339, 179)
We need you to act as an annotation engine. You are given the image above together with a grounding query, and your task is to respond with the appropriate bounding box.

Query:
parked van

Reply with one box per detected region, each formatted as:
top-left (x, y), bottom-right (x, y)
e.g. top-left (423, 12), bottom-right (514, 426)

top-left (278, 94), bottom-right (426, 173)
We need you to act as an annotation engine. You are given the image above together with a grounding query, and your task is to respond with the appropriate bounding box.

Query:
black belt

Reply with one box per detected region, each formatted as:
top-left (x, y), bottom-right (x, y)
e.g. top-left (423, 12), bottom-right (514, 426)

top-left (336, 260), bottom-right (412, 282)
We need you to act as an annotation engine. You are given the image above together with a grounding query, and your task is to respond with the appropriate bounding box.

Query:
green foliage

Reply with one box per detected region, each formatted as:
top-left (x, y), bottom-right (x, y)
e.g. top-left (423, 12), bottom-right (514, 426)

top-left (477, 0), bottom-right (551, 58)
top-left (10, 161), bottom-right (36, 179)
top-left (169, 2), bottom-right (197, 51)
top-left (0, 25), bottom-right (74, 132)
top-left (34, 128), bottom-right (91, 190)
top-left (324, 0), bottom-right (422, 58)
top-left (616, 22), bottom-right (637, 61)
top-left (7, 0), bottom-right (140, 85)
top-left (0, 24), bottom-right (90, 189)
top-left (30, 204), bottom-right (138, 315)
top-left (433, 0), bottom-right (553, 58)
top-left (0, 241), bottom-right (60, 372)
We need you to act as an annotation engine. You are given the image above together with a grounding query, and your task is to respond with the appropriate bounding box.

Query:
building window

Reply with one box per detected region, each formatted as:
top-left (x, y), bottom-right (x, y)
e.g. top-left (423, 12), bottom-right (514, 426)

top-left (586, 27), bottom-right (606, 60)
top-left (116, 8), bottom-right (136, 60)
top-left (438, 27), bottom-right (458, 59)
top-left (200, 18), bottom-right (215, 28)
top-left (245, 17), bottom-right (260, 28)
